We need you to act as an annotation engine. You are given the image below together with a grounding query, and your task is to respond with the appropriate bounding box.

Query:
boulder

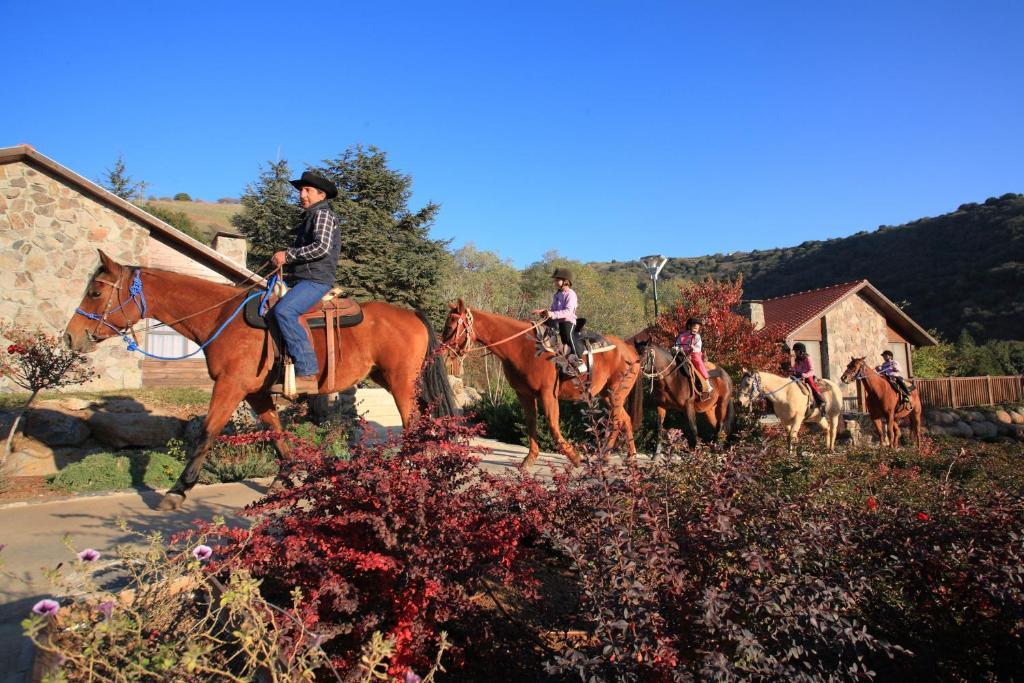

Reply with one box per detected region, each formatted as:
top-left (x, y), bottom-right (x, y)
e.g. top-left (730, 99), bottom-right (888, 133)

top-left (970, 421), bottom-right (998, 439)
top-left (23, 409), bottom-right (91, 447)
top-left (994, 410), bottom-right (1013, 425)
top-left (464, 386), bottom-right (482, 405)
top-left (1009, 424), bottom-right (1024, 441)
top-left (949, 421), bottom-right (974, 438)
top-left (924, 410), bottom-right (943, 425)
top-left (97, 399), bottom-right (148, 414)
top-left (1011, 411), bottom-right (1024, 425)
top-left (968, 411), bottom-right (987, 423)
top-left (87, 412), bottom-right (184, 449)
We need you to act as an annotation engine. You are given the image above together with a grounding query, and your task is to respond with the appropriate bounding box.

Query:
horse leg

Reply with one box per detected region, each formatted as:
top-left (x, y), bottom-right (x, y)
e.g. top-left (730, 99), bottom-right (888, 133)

top-left (872, 417), bottom-right (887, 448)
top-left (654, 406), bottom-right (667, 458)
top-left (539, 389), bottom-right (579, 466)
top-left (245, 392), bottom-right (291, 494)
top-left (516, 392), bottom-right (541, 468)
top-left (890, 413), bottom-right (901, 449)
top-left (605, 399), bottom-right (637, 459)
top-left (683, 401), bottom-right (699, 451)
top-left (159, 380), bottom-right (248, 511)
top-left (789, 413), bottom-right (806, 454)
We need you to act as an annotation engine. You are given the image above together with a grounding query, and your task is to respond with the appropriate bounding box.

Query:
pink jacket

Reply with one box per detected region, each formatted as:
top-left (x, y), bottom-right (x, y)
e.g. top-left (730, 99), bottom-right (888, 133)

top-left (791, 355), bottom-right (814, 378)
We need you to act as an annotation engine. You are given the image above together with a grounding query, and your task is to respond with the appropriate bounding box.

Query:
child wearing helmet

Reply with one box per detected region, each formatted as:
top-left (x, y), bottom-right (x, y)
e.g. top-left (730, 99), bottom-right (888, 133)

top-left (876, 350), bottom-right (912, 407)
top-left (532, 267), bottom-right (587, 374)
top-left (791, 342), bottom-right (826, 408)
top-left (674, 318), bottom-right (712, 399)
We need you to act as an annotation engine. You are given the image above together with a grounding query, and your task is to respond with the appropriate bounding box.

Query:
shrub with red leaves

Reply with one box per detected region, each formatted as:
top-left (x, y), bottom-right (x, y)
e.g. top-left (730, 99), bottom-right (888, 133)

top-left (200, 413), bottom-right (555, 677)
top-left (647, 276), bottom-right (785, 372)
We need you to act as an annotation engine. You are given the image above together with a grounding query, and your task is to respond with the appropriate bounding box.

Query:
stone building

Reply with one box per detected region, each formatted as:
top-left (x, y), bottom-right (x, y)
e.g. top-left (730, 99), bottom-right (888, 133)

top-left (746, 280), bottom-right (937, 398)
top-left (0, 144), bottom-right (257, 391)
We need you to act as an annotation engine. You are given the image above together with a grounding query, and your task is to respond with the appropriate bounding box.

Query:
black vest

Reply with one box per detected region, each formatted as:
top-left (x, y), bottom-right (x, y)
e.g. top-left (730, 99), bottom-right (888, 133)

top-left (287, 200), bottom-right (341, 284)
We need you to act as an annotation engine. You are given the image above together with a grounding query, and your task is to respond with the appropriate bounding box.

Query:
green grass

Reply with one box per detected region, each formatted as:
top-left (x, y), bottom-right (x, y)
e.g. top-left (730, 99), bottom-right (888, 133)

top-left (49, 451), bottom-right (184, 493)
top-left (0, 387), bottom-right (212, 412)
top-left (147, 200), bottom-right (241, 241)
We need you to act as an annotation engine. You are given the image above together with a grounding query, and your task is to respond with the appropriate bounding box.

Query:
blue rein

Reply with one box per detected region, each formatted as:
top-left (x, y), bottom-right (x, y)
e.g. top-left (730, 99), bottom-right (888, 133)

top-left (76, 270), bottom-right (278, 361)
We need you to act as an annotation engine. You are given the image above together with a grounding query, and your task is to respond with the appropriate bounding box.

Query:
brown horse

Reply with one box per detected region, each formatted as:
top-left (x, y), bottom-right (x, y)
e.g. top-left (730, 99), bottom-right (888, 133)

top-left (636, 344), bottom-right (734, 453)
top-left (65, 251), bottom-right (457, 511)
top-left (441, 300), bottom-right (642, 467)
top-left (841, 356), bottom-right (922, 450)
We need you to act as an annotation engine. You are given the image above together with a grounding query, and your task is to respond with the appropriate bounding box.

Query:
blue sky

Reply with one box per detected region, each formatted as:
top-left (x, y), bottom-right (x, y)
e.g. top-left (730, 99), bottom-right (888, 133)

top-left (4, 0), bottom-right (1022, 266)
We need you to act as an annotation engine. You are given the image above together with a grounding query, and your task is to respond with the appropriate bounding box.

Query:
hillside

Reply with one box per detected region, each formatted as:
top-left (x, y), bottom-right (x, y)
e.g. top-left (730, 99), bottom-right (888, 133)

top-left (597, 193), bottom-right (1024, 342)
top-left (146, 199), bottom-right (242, 242)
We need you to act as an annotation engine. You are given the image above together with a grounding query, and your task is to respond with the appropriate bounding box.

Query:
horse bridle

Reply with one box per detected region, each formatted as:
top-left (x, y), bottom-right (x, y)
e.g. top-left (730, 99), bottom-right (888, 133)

top-left (842, 359), bottom-right (868, 383)
top-left (740, 370), bottom-right (799, 404)
top-left (442, 308), bottom-right (476, 363)
top-left (76, 268), bottom-right (148, 343)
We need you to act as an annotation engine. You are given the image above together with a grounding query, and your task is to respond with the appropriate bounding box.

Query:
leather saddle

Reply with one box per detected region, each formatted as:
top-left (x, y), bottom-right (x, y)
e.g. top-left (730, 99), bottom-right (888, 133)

top-left (678, 358), bottom-right (718, 400)
top-left (534, 318), bottom-right (616, 378)
top-left (244, 288), bottom-right (363, 394)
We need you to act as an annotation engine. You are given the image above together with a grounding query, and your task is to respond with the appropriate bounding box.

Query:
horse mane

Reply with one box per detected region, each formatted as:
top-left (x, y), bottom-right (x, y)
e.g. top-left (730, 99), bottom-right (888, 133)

top-left (139, 266), bottom-right (257, 297)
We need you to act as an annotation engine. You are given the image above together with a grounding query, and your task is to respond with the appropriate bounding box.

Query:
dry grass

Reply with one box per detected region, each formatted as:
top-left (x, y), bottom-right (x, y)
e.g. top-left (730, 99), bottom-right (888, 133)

top-left (146, 200), bottom-right (242, 241)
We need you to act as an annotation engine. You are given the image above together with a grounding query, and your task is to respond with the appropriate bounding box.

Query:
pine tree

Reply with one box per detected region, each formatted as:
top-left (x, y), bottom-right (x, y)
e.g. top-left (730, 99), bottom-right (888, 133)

top-left (100, 154), bottom-right (145, 201)
top-left (231, 160), bottom-right (301, 270)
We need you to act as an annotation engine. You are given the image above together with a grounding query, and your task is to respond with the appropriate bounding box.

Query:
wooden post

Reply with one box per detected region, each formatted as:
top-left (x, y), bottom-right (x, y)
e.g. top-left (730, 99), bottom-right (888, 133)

top-left (948, 377), bottom-right (956, 408)
top-left (986, 376), bottom-right (993, 405)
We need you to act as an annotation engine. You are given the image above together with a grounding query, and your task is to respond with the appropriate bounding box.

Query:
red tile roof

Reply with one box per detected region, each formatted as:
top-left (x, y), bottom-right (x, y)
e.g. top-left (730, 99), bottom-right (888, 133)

top-left (760, 280), bottom-right (865, 338)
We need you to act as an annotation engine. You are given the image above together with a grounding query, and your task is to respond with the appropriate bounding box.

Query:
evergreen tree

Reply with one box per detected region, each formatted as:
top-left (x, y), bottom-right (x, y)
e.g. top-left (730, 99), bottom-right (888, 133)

top-left (315, 145), bottom-right (449, 311)
top-left (231, 160), bottom-right (301, 270)
top-left (100, 154), bottom-right (145, 201)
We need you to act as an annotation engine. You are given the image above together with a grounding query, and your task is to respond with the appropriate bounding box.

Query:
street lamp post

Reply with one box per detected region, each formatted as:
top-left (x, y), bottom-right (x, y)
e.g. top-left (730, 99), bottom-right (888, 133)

top-left (640, 254), bottom-right (668, 318)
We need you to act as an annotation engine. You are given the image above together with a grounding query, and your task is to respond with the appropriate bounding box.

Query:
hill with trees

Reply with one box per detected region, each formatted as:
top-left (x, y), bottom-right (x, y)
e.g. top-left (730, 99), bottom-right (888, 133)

top-left (597, 193), bottom-right (1024, 343)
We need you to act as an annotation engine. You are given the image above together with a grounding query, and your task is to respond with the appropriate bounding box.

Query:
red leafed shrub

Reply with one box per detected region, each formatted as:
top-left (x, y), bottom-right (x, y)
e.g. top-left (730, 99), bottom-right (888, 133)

top-left (198, 413), bottom-right (555, 677)
top-left (648, 276), bottom-right (785, 372)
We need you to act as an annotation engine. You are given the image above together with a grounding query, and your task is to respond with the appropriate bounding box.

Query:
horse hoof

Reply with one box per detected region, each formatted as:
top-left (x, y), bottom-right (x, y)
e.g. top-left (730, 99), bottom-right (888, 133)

top-left (157, 492), bottom-right (185, 511)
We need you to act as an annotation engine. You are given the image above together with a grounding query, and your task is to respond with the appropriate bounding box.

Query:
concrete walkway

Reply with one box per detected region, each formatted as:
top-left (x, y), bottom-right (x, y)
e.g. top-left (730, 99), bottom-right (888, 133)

top-left (0, 388), bottom-right (561, 682)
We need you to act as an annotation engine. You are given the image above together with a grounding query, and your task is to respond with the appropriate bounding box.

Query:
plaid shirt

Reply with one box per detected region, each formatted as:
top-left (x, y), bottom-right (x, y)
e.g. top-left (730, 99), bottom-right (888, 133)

top-left (286, 205), bottom-right (338, 263)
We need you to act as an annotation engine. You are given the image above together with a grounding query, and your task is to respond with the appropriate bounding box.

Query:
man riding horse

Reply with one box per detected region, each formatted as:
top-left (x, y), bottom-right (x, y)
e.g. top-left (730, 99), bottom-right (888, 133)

top-left (270, 171), bottom-right (342, 395)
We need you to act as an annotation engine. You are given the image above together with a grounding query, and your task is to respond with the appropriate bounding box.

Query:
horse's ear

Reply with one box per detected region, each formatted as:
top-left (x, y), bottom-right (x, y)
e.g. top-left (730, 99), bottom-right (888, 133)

top-left (455, 298), bottom-right (466, 313)
top-left (97, 249), bottom-right (121, 274)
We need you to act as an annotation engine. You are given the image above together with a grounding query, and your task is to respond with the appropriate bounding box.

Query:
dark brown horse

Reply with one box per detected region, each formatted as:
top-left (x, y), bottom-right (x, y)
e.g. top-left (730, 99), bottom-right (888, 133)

top-left (635, 343), bottom-right (734, 452)
top-left (841, 356), bottom-right (922, 450)
top-left (65, 251), bottom-right (457, 510)
top-left (441, 300), bottom-right (642, 467)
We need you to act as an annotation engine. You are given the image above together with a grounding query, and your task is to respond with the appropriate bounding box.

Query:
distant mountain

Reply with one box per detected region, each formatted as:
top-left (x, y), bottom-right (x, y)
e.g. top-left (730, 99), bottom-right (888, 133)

top-left (596, 193), bottom-right (1024, 342)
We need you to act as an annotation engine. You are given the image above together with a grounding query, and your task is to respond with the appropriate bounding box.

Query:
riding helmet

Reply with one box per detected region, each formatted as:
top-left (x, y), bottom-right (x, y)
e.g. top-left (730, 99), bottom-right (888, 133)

top-left (551, 267), bottom-right (573, 284)
top-left (881, 350), bottom-right (894, 358)
top-left (793, 342), bottom-right (807, 353)
top-left (686, 317), bottom-right (702, 329)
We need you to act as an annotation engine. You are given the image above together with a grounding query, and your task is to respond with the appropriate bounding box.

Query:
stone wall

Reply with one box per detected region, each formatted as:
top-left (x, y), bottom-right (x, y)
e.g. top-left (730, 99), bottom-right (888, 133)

top-left (0, 160), bottom-right (149, 391)
top-left (823, 293), bottom-right (889, 397)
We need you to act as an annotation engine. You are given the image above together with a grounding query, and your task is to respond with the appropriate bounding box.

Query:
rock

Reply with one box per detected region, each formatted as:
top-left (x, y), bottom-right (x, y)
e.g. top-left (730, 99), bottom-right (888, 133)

top-left (24, 409), bottom-right (91, 446)
top-left (994, 410), bottom-right (1013, 425)
top-left (87, 412), bottom-right (184, 449)
top-left (970, 421), bottom-right (998, 439)
top-left (58, 398), bottom-right (92, 412)
top-left (1009, 424), bottom-right (1024, 441)
top-left (464, 386), bottom-right (482, 405)
top-left (967, 411), bottom-right (987, 423)
top-left (97, 399), bottom-right (148, 414)
top-left (950, 421), bottom-right (974, 438)
top-left (924, 410), bottom-right (943, 425)
top-left (448, 375), bottom-right (465, 396)
top-left (1011, 411), bottom-right (1024, 425)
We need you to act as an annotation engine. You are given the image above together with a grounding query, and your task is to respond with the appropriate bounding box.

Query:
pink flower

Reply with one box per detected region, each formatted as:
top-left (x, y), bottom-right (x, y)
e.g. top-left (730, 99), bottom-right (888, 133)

top-left (192, 544), bottom-right (213, 561)
top-left (97, 601), bottom-right (114, 620)
top-left (77, 548), bottom-right (100, 562)
top-left (32, 599), bottom-right (60, 617)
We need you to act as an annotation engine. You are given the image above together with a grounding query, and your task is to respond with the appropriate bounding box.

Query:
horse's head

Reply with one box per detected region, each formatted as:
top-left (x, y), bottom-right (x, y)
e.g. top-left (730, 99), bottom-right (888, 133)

top-left (441, 299), bottom-right (475, 375)
top-left (737, 367), bottom-right (755, 407)
top-left (64, 250), bottom-right (141, 352)
top-left (840, 357), bottom-right (868, 384)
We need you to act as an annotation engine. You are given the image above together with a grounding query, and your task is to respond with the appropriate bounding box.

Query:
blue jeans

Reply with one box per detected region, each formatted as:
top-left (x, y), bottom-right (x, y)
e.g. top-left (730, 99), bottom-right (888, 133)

top-left (273, 280), bottom-right (331, 376)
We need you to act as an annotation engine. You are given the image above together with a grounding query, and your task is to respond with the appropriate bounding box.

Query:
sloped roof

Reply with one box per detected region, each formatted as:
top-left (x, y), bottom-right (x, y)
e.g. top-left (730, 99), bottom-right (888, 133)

top-left (759, 279), bottom-right (937, 346)
top-left (0, 144), bottom-right (263, 286)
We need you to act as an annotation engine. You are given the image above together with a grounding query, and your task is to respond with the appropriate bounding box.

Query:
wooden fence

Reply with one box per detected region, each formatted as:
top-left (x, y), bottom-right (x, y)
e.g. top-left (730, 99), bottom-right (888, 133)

top-left (913, 376), bottom-right (1024, 409)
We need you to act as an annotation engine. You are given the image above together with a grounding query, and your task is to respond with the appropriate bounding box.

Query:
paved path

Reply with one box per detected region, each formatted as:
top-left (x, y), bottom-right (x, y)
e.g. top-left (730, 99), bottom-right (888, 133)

top-left (0, 388), bottom-right (562, 682)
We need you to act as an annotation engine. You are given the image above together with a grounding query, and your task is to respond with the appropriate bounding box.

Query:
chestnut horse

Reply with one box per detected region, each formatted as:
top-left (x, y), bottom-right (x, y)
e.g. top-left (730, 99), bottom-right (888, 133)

top-left (65, 251), bottom-right (457, 511)
top-left (441, 300), bottom-right (642, 467)
top-left (636, 344), bottom-right (734, 453)
top-left (841, 356), bottom-right (922, 450)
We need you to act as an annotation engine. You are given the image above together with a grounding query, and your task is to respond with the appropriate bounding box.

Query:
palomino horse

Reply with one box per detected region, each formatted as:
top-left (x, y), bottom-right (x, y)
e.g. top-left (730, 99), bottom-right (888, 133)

top-left (441, 300), bottom-right (642, 467)
top-left (65, 251), bottom-right (458, 511)
top-left (737, 370), bottom-right (844, 452)
top-left (841, 357), bottom-right (922, 450)
top-left (636, 344), bottom-right (734, 452)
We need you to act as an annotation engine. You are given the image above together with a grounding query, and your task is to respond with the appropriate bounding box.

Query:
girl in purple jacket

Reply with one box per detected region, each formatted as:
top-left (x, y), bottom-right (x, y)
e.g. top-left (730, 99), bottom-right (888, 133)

top-left (532, 267), bottom-right (587, 373)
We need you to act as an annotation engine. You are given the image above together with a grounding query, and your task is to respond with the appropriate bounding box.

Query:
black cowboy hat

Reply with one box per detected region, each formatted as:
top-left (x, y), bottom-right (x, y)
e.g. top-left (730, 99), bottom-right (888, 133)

top-left (290, 171), bottom-right (338, 199)
top-left (551, 267), bottom-right (573, 283)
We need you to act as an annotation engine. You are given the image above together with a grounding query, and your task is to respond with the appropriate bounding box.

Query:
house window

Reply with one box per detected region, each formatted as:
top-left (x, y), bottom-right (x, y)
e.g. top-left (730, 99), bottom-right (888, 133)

top-left (144, 322), bottom-right (204, 359)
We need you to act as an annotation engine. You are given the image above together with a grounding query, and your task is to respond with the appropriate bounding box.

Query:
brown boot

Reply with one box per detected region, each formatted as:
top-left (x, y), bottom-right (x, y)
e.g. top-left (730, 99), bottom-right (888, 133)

top-left (294, 375), bottom-right (320, 395)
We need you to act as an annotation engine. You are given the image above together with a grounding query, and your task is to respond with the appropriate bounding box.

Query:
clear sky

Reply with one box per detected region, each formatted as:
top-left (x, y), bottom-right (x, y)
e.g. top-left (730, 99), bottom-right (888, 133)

top-left (4, 0), bottom-right (1022, 266)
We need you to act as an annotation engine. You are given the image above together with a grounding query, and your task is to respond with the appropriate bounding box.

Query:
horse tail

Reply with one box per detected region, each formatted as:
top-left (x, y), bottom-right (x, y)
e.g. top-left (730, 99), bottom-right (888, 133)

top-left (720, 371), bottom-right (735, 437)
top-left (414, 310), bottom-right (461, 418)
